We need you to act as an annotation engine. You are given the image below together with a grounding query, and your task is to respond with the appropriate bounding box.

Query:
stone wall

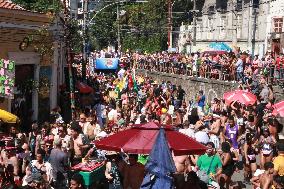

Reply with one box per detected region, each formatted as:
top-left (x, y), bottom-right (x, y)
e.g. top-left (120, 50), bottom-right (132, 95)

top-left (137, 69), bottom-right (284, 104)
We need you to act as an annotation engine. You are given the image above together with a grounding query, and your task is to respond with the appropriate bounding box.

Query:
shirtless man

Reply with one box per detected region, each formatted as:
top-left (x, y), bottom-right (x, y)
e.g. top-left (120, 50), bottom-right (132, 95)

top-left (208, 115), bottom-right (221, 149)
top-left (3, 147), bottom-right (20, 176)
top-left (120, 154), bottom-right (145, 189)
top-left (252, 162), bottom-right (274, 189)
top-left (70, 122), bottom-right (90, 166)
top-left (172, 153), bottom-right (192, 189)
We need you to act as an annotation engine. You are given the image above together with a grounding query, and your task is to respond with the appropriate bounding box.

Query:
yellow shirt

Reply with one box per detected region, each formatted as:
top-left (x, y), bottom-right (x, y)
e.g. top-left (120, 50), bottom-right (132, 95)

top-left (273, 155), bottom-right (284, 176)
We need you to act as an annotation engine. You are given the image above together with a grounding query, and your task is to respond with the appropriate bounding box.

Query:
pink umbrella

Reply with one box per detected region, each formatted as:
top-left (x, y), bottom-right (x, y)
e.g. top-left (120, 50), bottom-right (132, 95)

top-left (223, 90), bottom-right (257, 106)
top-left (272, 101), bottom-right (284, 117)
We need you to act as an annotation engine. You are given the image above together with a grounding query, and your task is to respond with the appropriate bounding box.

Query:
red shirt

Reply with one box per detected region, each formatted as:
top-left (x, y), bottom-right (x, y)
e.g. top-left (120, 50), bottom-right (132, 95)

top-left (275, 57), bottom-right (284, 70)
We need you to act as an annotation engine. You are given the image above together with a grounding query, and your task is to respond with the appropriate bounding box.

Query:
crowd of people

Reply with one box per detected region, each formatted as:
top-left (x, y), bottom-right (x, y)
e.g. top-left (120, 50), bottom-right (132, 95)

top-left (0, 49), bottom-right (284, 189)
top-left (131, 51), bottom-right (284, 84)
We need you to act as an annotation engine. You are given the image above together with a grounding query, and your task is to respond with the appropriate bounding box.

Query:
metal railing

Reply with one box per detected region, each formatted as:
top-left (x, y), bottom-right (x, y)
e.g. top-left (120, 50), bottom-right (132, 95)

top-left (134, 61), bottom-right (284, 87)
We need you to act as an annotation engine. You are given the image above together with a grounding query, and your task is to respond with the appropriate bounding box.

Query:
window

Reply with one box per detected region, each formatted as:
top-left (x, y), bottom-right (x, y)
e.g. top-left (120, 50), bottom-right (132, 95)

top-left (219, 16), bottom-right (227, 39)
top-left (274, 17), bottom-right (283, 33)
top-left (207, 18), bottom-right (213, 39)
top-left (236, 0), bottom-right (242, 11)
top-left (237, 15), bottom-right (242, 38)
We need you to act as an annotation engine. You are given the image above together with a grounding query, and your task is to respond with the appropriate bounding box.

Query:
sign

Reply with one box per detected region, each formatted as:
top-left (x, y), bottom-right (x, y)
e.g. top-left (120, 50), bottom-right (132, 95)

top-left (95, 58), bottom-right (119, 70)
top-left (0, 59), bottom-right (15, 99)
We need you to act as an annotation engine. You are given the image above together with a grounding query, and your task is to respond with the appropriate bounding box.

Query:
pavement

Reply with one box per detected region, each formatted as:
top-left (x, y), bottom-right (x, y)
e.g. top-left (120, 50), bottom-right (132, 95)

top-left (230, 155), bottom-right (262, 189)
top-left (231, 170), bottom-right (252, 189)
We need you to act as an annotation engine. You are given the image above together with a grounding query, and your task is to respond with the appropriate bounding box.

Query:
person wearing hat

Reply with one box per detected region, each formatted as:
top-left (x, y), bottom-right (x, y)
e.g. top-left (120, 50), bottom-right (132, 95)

top-left (273, 142), bottom-right (284, 176)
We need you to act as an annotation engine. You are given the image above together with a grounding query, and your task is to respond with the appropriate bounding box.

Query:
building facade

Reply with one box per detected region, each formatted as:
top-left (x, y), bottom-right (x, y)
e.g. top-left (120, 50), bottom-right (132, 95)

top-left (178, 0), bottom-right (271, 56)
top-left (265, 0), bottom-right (284, 57)
top-left (0, 0), bottom-right (65, 122)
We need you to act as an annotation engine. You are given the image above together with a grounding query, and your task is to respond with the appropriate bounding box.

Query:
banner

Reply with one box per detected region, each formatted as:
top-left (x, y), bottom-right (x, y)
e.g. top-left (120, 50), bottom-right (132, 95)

top-left (0, 59), bottom-right (15, 98)
top-left (95, 58), bottom-right (119, 70)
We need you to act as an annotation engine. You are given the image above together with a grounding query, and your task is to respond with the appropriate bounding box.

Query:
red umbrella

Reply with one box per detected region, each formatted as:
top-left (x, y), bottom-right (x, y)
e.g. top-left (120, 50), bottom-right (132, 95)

top-left (95, 122), bottom-right (207, 155)
top-left (76, 82), bottom-right (93, 94)
top-left (223, 90), bottom-right (257, 106)
top-left (272, 101), bottom-right (284, 117)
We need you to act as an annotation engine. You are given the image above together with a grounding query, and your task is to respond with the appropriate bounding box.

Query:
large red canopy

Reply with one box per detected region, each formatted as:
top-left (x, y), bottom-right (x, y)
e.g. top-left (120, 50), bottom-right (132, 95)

top-left (95, 122), bottom-right (207, 156)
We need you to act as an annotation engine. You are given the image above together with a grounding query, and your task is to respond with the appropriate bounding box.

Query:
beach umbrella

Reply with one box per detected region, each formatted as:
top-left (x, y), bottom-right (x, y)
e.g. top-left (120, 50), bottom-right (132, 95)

top-left (0, 109), bottom-right (19, 123)
top-left (95, 122), bottom-right (207, 156)
top-left (272, 101), bottom-right (284, 117)
top-left (223, 90), bottom-right (257, 106)
top-left (140, 128), bottom-right (176, 189)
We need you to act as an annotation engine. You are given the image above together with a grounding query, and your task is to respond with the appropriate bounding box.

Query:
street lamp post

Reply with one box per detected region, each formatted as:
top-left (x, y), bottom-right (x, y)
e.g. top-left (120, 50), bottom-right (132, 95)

top-left (82, 0), bottom-right (88, 81)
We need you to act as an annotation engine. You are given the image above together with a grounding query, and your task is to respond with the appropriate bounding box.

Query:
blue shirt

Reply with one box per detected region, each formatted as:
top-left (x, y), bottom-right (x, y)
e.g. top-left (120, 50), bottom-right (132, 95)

top-left (236, 59), bottom-right (243, 73)
top-left (198, 95), bottom-right (206, 107)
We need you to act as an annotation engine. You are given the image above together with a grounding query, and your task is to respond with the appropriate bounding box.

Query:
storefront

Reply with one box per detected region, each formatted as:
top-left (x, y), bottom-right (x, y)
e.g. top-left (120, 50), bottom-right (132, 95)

top-left (0, 1), bottom-right (64, 126)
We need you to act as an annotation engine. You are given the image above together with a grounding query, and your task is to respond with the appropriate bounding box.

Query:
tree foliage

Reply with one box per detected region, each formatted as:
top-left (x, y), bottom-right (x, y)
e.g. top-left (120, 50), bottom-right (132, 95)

top-left (12, 0), bottom-right (61, 13)
top-left (90, 0), bottom-right (206, 52)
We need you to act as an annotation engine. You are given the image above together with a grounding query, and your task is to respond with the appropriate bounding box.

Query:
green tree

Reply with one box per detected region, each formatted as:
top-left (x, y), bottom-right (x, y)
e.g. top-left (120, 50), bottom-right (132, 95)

top-left (12, 0), bottom-right (61, 13)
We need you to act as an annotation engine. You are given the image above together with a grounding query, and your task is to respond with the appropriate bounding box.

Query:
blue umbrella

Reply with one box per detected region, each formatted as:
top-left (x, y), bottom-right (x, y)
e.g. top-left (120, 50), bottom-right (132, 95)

top-left (140, 128), bottom-right (177, 189)
top-left (209, 42), bottom-right (232, 51)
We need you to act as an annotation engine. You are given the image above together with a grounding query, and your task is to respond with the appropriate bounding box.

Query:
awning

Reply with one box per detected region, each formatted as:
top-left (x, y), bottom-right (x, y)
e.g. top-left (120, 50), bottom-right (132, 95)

top-left (0, 109), bottom-right (19, 123)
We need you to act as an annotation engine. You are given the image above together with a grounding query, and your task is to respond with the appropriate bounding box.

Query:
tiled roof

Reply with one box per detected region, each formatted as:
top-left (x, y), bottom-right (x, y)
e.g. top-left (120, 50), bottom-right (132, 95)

top-left (0, 0), bottom-right (24, 10)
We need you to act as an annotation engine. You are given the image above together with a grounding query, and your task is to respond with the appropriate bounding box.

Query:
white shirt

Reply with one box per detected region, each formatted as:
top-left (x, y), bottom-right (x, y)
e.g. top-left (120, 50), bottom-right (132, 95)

top-left (179, 128), bottom-right (195, 138)
top-left (194, 131), bottom-right (210, 144)
top-left (108, 109), bottom-right (117, 121)
top-left (118, 68), bottom-right (125, 79)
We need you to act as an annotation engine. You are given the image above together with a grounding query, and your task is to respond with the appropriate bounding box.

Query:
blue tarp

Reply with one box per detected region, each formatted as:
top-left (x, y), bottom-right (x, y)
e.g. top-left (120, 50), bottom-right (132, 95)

top-left (140, 128), bottom-right (176, 189)
top-left (95, 58), bottom-right (119, 70)
top-left (208, 42), bottom-right (232, 52)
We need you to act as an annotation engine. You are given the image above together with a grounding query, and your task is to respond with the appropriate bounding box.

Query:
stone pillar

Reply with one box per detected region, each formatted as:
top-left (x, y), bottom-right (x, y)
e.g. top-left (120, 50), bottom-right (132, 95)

top-left (50, 42), bottom-right (59, 110)
top-left (32, 64), bottom-right (40, 120)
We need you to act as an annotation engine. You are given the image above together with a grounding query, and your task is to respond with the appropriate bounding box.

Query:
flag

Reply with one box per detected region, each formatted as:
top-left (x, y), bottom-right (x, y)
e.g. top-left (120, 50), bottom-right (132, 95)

top-left (128, 74), bottom-right (133, 90)
top-left (131, 68), bottom-right (138, 93)
top-left (132, 73), bottom-right (138, 93)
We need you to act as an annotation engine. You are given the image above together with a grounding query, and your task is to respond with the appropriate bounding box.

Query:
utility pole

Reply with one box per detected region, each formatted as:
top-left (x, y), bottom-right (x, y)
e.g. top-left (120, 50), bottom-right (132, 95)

top-left (167, 0), bottom-right (172, 49)
top-left (117, 3), bottom-right (121, 53)
top-left (232, 0), bottom-right (238, 46)
top-left (251, 5), bottom-right (258, 56)
top-left (247, 0), bottom-right (252, 53)
top-left (192, 0), bottom-right (197, 46)
top-left (64, 0), bottom-right (75, 120)
top-left (82, 0), bottom-right (88, 81)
